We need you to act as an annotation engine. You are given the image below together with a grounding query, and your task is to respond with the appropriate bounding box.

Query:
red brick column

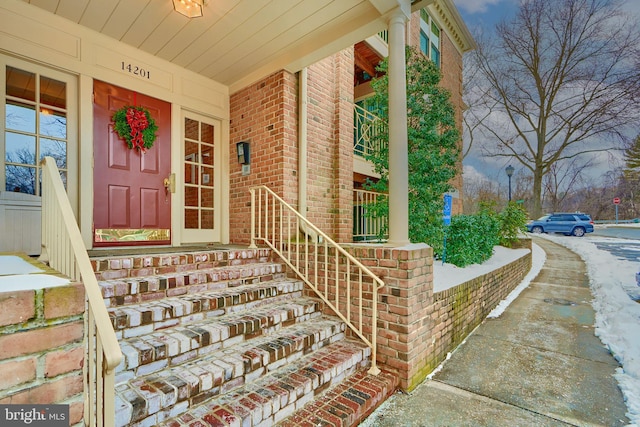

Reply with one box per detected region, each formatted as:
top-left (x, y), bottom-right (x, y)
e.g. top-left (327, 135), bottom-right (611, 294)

top-left (0, 260), bottom-right (85, 425)
top-left (229, 71), bottom-right (298, 245)
top-left (343, 243), bottom-right (435, 391)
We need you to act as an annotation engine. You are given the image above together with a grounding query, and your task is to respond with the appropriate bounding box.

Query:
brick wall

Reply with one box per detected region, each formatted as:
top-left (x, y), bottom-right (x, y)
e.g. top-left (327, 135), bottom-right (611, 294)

top-left (305, 51), bottom-right (355, 242)
top-left (229, 71), bottom-right (299, 245)
top-left (0, 259), bottom-right (85, 425)
top-left (229, 51), bottom-right (355, 245)
top-left (328, 238), bottom-right (533, 391)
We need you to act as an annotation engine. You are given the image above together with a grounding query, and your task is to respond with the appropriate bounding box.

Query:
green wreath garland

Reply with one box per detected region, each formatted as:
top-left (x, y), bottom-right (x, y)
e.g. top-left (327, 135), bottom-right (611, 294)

top-left (112, 106), bottom-right (158, 152)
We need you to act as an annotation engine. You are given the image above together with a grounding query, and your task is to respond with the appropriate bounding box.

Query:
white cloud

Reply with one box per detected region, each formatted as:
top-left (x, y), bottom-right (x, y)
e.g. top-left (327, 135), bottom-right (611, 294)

top-left (462, 164), bottom-right (492, 183)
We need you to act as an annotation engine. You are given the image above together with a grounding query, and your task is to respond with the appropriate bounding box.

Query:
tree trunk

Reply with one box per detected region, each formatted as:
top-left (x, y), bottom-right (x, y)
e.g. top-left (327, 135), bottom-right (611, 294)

top-left (532, 168), bottom-right (544, 218)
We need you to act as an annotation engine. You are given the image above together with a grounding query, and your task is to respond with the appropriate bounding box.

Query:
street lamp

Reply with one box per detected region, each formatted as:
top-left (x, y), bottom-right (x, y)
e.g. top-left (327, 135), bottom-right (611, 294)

top-left (505, 165), bottom-right (514, 202)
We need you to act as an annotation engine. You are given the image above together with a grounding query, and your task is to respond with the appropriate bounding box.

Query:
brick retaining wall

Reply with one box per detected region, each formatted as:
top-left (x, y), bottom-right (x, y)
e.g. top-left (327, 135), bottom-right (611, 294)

top-left (0, 255), bottom-right (85, 426)
top-left (326, 239), bottom-right (532, 391)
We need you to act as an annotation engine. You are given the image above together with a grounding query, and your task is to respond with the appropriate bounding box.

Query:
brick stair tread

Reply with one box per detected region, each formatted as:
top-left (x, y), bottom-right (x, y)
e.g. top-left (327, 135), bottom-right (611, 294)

top-left (153, 339), bottom-right (374, 427)
top-left (116, 318), bottom-right (345, 422)
top-left (92, 248), bottom-right (273, 281)
top-left (114, 317), bottom-right (348, 425)
top-left (277, 369), bottom-right (398, 427)
top-left (109, 278), bottom-right (304, 335)
top-left (99, 262), bottom-right (286, 306)
top-left (116, 296), bottom-right (323, 379)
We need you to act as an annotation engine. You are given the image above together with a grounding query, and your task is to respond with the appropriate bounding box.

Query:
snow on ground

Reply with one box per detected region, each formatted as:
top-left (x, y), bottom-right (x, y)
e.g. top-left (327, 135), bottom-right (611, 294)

top-left (486, 242), bottom-right (545, 318)
top-left (538, 233), bottom-right (640, 426)
top-left (433, 245), bottom-right (537, 292)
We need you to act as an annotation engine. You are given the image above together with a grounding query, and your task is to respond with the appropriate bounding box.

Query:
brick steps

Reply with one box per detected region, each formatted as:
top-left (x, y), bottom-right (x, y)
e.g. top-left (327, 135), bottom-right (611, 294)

top-left (115, 296), bottom-right (324, 381)
top-left (92, 249), bottom-right (273, 281)
top-left (107, 278), bottom-right (305, 339)
top-left (277, 369), bottom-right (398, 427)
top-left (156, 340), bottom-right (374, 427)
top-left (115, 318), bottom-right (349, 425)
top-left (99, 262), bottom-right (285, 308)
top-left (90, 248), bottom-right (396, 427)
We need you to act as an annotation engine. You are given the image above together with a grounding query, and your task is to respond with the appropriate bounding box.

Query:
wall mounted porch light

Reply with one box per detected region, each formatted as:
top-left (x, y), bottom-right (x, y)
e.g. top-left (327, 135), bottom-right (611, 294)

top-left (236, 141), bottom-right (251, 176)
top-left (172, 0), bottom-right (204, 18)
top-left (236, 141), bottom-right (250, 165)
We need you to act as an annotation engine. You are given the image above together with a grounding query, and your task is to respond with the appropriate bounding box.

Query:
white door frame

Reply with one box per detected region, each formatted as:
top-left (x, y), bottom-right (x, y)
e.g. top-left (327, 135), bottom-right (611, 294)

top-left (176, 110), bottom-right (222, 244)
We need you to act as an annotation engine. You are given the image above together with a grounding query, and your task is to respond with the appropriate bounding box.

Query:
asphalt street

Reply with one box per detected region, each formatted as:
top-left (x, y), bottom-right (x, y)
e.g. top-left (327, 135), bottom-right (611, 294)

top-left (591, 226), bottom-right (640, 263)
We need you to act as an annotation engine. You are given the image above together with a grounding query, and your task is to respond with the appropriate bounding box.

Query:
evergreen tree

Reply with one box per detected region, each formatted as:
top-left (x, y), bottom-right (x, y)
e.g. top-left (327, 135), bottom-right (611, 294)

top-left (623, 135), bottom-right (640, 181)
top-left (365, 46), bottom-right (460, 253)
top-left (620, 135), bottom-right (640, 219)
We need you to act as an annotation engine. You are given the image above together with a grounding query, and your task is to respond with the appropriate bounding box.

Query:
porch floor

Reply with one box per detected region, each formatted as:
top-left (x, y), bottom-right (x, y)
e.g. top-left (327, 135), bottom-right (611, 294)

top-left (87, 244), bottom-right (248, 257)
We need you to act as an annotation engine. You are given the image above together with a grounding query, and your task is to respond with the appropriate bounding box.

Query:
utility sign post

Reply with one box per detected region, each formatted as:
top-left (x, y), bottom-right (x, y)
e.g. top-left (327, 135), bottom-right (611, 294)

top-left (442, 194), bottom-right (452, 265)
top-left (614, 197), bottom-right (620, 224)
top-left (443, 194), bottom-right (452, 226)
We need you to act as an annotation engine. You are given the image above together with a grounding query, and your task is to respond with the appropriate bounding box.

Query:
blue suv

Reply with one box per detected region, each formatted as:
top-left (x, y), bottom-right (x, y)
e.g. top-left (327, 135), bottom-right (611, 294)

top-left (527, 213), bottom-right (594, 237)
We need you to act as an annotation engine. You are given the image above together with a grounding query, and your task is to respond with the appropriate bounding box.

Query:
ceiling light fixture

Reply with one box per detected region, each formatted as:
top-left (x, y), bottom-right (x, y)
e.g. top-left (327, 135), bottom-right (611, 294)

top-left (172, 0), bottom-right (204, 18)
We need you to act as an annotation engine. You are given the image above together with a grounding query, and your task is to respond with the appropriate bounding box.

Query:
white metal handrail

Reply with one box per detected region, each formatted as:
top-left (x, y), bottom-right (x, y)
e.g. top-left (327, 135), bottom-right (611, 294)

top-left (353, 189), bottom-right (388, 242)
top-left (250, 185), bottom-right (384, 375)
top-left (40, 157), bottom-right (122, 427)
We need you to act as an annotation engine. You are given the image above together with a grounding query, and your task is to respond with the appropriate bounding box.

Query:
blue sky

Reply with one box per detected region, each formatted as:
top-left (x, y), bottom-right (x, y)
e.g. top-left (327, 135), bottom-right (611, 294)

top-left (453, 0), bottom-right (519, 30)
top-left (453, 0), bottom-right (640, 29)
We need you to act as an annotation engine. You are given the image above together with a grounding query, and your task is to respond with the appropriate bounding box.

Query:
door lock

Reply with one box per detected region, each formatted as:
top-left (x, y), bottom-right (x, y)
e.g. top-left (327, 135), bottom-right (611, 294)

top-left (163, 173), bottom-right (176, 193)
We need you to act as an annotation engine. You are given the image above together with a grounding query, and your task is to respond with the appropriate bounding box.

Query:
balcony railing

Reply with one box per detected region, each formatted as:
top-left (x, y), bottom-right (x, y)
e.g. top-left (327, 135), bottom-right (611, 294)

top-left (353, 103), bottom-right (386, 159)
top-left (353, 189), bottom-right (388, 242)
top-left (250, 185), bottom-right (384, 375)
top-left (41, 156), bottom-right (122, 427)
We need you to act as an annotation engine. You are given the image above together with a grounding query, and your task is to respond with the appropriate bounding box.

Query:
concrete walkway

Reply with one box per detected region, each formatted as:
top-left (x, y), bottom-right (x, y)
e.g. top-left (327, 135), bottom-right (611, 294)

top-left (363, 237), bottom-right (629, 427)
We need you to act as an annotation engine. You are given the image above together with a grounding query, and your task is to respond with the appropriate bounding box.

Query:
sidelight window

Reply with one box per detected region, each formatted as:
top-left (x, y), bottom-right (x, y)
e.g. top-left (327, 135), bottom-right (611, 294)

top-left (4, 65), bottom-right (68, 194)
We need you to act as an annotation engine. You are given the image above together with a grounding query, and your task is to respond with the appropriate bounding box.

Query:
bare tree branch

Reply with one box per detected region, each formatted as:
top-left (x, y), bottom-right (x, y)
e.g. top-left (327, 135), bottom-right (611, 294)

top-left (466, 0), bottom-right (640, 216)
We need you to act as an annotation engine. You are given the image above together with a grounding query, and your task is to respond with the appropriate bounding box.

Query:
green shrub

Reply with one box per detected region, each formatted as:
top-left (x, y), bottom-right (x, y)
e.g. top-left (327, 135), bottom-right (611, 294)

top-left (438, 201), bottom-right (528, 267)
top-left (442, 211), bottom-right (500, 267)
top-left (499, 202), bottom-right (528, 247)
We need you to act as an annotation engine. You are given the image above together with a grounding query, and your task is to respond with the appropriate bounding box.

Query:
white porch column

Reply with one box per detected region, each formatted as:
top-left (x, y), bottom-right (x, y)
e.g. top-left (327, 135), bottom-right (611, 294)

top-left (387, 7), bottom-right (410, 245)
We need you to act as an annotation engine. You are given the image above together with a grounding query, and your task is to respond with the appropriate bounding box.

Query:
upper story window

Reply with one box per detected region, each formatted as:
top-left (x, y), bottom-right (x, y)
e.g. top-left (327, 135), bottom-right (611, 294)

top-left (4, 65), bottom-right (68, 194)
top-left (420, 9), bottom-right (441, 67)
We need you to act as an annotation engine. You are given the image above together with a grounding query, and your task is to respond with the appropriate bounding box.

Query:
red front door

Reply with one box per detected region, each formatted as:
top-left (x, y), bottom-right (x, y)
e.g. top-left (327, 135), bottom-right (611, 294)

top-left (93, 80), bottom-right (171, 246)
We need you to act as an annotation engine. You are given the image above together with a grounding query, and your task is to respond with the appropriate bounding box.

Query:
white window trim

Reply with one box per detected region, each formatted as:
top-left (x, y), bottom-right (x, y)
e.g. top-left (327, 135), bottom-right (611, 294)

top-left (1, 55), bottom-right (78, 213)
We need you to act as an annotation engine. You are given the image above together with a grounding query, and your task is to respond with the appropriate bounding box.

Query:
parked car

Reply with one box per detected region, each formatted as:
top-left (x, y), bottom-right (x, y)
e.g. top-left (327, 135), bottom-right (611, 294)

top-left (526, 213), bottom-right (594, 237)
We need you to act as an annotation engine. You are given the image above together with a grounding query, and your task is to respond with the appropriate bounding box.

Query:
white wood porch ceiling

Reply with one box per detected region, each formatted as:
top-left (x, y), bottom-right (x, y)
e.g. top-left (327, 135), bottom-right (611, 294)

top-left (20, 0), bottom-right (430, 92)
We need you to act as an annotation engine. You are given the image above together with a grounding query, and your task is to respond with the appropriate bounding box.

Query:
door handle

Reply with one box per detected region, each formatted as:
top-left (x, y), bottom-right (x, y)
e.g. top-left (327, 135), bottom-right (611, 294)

top-left (163, 173), bottom-right (176, 193)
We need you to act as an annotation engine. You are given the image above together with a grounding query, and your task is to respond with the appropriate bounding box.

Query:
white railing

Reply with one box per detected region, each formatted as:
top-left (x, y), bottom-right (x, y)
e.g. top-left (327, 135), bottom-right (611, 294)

top-left (40, 157), bottom-right (122, 427)
top-left (353, 103), bottom-right (386, 158)
top-left (250, 186), bottom-right (384, 375)
top-left (353, 189), bottom-right (388, 242)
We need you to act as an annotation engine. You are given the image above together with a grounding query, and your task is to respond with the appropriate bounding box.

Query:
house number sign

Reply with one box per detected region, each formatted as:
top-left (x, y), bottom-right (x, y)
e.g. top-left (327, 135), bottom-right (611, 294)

top-left (94, 46), bottom-right (171, 89)
top-left (121, 62), bottom-right (151, 79)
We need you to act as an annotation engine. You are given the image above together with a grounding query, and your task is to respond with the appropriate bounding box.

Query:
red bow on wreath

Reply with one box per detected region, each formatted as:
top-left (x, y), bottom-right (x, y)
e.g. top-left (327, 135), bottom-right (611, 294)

top-left (126, 108), bottom-right (149, 151)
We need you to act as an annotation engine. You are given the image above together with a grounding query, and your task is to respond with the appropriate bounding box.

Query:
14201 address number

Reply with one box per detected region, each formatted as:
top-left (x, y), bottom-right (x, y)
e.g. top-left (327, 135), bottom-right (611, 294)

top-left (121, 62), bottom-right (151, 79)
